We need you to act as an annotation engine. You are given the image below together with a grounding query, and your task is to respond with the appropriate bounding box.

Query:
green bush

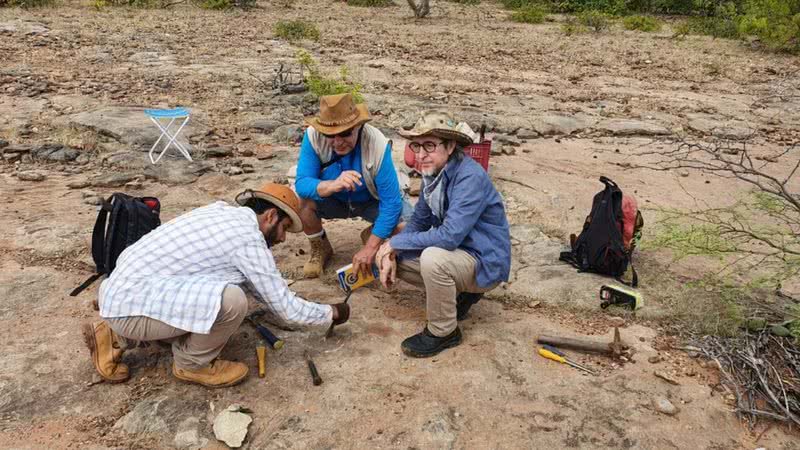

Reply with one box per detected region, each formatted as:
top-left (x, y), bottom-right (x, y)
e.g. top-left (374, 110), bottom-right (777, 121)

top-left (94, 0), bottom-right (166, 7)
top-left (0, 0), bottom-right (55, 6)
top-left (347, 0), bottom-right (393, 6)
top-left (274, 20), bottom-right (320, 41)
top-left (550, 0), bottom-right (627, 13)
top-left (623, 14), bottom-right (662, 30)
top-left (511, 4), bottom-right (549, 22)
top-left (501, 0), bottom-right (536, 8)
top-left (578, 10), bottom-right (613, 30)
top-left (297, 50), bottom-right (364, 102)
top-left (562, 16), bottom-right (588, 33)
top-left (194, 0), bottom-right (255, 8)
top-left (738, 0), bottom-right (800, 52)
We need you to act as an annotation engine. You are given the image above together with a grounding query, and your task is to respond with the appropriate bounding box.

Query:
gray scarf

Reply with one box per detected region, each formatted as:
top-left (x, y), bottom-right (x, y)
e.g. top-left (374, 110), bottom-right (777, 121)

top-left (422, 170), bottom-right (446, 220)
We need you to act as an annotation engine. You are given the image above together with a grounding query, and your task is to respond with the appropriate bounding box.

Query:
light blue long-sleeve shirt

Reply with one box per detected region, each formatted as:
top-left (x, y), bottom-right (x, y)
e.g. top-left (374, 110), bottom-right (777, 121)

top-left (390, 156), bottom-right (511, 288)
top-left (295, 129), bottom-right (402, 239)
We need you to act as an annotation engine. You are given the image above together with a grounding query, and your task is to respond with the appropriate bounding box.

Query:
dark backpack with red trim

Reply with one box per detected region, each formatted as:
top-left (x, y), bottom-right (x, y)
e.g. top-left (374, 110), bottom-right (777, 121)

top-left (559, 176), bottom-right (643, 287)
top-left (70, 193), bottom-right (161, 296)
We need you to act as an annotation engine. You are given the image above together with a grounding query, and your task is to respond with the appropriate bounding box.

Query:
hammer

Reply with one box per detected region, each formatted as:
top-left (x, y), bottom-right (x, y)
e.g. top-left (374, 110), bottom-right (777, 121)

top-left (245, 313), bottom-right (285, 350)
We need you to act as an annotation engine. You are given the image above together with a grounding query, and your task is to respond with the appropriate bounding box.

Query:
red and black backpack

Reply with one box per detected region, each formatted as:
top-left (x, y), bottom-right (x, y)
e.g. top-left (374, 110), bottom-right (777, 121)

top-left (559, 176), bottom-right (643, 286)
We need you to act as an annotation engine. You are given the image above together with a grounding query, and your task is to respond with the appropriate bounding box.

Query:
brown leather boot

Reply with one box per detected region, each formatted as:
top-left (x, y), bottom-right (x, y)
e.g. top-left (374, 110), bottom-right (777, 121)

top-left (303, 232), bottom-right (334, 278)
top-left (82, 321), bottom-right (130, 383)
top-left (172, 360), bottom-right (249, 388)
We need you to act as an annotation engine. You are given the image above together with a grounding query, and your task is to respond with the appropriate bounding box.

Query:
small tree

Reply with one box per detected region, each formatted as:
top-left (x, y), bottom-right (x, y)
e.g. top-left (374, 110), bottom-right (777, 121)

top-left (638, 138), bottom-right (800, 290)
top-left (407, 0), bottom-right (430, 17)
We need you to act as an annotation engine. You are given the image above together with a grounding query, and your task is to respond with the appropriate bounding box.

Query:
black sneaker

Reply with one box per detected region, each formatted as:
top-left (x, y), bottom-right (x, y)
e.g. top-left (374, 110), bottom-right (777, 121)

top-left (456, 292), bottom-right (483, 320)
top-left (401, 327), bottom-right (462, 358)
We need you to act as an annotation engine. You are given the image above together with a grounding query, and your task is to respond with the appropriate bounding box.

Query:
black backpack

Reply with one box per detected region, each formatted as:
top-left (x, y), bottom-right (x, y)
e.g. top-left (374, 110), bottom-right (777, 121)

top-left (70, 193), bottom-right (161, 296)
top-left (559, 176), bottom-right (640, 287)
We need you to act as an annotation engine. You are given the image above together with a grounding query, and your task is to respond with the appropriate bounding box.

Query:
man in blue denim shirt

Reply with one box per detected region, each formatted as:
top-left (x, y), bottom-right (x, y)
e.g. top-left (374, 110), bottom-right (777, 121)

top-left (295, 94), bottom-right (404, 279)
top-left (376, 112), bottom-right (511, 358)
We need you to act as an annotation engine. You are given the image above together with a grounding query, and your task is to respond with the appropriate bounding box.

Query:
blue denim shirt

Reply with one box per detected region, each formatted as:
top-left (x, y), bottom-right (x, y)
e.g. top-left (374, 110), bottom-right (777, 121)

top-left (390, 156), bottom-right (511, 288)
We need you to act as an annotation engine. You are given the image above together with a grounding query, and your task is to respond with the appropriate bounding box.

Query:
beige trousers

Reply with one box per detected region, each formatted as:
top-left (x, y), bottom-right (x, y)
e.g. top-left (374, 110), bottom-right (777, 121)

top-left (396, 247), bottom-right (496, 337)
top-left (104, 285), bottom-right (247, 370)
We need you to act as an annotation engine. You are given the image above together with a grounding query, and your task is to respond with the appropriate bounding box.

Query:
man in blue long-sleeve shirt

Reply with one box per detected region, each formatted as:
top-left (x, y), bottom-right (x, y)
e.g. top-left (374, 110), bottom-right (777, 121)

top-left (376, 111), bottom-right (511, 358)
top-left (295, 93), bottom-right (404, 278)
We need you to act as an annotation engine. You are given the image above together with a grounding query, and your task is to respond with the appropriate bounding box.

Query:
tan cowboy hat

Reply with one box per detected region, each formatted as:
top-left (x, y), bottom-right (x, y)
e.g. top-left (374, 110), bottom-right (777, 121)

top-left (304, 93), bottom-right (371, 135)
top-left (235, 182), bottom-right (304, 233)
top-left (398, 111), bottom-right (474, 146)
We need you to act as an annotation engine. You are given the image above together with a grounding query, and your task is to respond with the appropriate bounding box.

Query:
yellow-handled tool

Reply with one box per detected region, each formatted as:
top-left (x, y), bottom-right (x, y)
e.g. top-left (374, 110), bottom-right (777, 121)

top-left (256, 345), bottom-right (266, 378)
top-left (538, 347), bottom-right (596, 375)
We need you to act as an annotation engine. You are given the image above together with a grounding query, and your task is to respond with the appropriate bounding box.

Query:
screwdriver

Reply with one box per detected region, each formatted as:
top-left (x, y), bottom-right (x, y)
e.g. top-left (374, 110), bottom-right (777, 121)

top-left (538, 346), bottom-right (597, 375)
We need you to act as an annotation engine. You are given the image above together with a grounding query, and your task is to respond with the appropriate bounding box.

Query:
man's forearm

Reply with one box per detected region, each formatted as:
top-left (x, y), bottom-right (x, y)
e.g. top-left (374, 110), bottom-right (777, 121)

top-left (316, 180), bottom-right (337, 198)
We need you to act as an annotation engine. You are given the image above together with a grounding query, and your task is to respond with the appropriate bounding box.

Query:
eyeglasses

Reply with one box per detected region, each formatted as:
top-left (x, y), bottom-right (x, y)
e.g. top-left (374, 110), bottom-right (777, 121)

top-left (408, 141), bottom-right (443, 154)
top-left (322, 127), bottom-right (355, 139)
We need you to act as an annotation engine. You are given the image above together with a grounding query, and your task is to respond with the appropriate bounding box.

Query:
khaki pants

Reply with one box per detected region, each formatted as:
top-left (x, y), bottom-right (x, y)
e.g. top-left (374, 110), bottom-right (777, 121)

top-left (104, 285), bottom-right (247, 370)
top-left (397, 247), bottom-right (496, 337)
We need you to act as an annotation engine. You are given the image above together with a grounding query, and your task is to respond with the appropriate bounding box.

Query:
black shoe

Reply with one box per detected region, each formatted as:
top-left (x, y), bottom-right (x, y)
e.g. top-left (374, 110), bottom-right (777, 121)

top-left (456, 292), bottom-right (483, 320)
top-left (401, 327), bottom-right (462, 358)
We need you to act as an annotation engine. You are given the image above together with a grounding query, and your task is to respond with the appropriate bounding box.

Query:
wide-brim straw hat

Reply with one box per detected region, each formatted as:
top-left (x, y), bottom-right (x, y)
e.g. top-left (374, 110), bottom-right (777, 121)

top-left (398, 111), bottom-right (474, 146)
top-left (235, 182), bottom-right (304, 233)
top-left (304, 93), bottom-right (371, 135)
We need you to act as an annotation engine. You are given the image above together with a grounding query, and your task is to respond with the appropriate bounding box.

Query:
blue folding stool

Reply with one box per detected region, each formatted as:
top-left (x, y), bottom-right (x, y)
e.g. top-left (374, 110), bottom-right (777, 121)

top-left (145, 107), bottom-right (193, 164)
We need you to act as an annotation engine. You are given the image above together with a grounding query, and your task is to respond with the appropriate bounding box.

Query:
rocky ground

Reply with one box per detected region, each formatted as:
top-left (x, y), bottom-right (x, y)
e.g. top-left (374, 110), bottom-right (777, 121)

top-left (1, 1), bottom-right (800, 449)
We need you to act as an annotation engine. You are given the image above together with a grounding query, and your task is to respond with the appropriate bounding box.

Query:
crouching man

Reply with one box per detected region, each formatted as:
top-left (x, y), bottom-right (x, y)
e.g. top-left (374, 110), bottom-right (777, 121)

top-left (83, 183), bottom-right (349, 388)
top-left (377, 112), bottom-right (511, 358)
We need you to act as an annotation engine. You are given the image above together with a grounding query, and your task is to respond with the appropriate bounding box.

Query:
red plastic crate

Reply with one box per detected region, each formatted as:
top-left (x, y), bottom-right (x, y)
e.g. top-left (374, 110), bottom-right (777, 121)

top-left (404, 140), bottom-right (492, 173)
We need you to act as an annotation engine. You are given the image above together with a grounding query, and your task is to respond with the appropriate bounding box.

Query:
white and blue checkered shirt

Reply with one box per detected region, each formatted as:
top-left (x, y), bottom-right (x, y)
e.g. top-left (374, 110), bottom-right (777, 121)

top-left (99, 201), bottom-right (332, 334)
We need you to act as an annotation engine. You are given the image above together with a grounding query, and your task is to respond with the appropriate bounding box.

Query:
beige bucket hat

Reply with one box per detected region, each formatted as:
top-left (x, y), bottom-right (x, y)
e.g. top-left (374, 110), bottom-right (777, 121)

top-left (304, 93), bottom-right (371, 135)
top-left (398, 111), bottom-right (474, 146)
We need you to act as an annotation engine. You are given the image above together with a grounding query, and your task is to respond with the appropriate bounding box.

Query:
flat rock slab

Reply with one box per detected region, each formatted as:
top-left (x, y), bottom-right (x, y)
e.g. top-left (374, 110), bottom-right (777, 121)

top-left (91, 172), bottom-right (140, 188)
top-left (213, 405), bottom-right (252, 448)
top-left (533, 115), bottom-right (592, 136)
top-left (16, 171), bottom-right (46, 182)
top-left (32, 144), bottom-right (80, 162)
top-left (596, 119), bottom-right (670, 136)
top-left (143, 160), bottom-right (214, 186)
top-left (67, 106), bottom-right (207, 150)
top-left (0, 20), bottom-right (49, 35)
top-left (686, 114), bottom-right (753, 140)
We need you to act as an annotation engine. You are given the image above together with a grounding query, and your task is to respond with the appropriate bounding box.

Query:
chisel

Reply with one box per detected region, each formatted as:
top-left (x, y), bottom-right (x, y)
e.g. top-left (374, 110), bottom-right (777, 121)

top-left (538, 346), bottom-right (597, 375)
top-left (304, 350), bottom-right (323, 386)
top-left (256, 345), bottom-right (266, 378)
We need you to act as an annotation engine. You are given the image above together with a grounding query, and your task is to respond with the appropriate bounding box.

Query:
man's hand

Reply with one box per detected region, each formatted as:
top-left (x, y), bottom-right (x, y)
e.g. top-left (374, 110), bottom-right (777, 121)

top-left (352, 242), bottom-right (379, 278)
top-left (333, 170), bottom-right (362, 193)
top-left (317, 170), bottom-right (363, 198)
top-left (375, 241), bottom-right (397, 289)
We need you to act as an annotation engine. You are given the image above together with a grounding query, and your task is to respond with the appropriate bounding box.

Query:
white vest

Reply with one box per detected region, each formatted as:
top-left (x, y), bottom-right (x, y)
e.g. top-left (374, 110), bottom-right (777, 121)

top-left (307, 124), bottom-right (390, 200)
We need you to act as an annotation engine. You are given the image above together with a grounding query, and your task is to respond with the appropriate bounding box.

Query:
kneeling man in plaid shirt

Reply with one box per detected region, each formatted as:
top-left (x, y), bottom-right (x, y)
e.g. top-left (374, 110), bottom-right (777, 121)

top-left (83, 183), bottom-right (349, 388)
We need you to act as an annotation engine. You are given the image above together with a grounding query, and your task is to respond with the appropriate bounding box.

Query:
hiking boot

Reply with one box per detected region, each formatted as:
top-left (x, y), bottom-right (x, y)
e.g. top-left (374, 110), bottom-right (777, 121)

top-left (360, 225), bottom-right (373, 245)
top-left (172, 360), bottom-right (249, 388)
top-left (401, 327), bottom-right (462, 358)
top-left (456, 292), bottom-right (483, 321)
top-left (303, 232), bottom-right (334, 278)
top-left (82, 321), bottom-right (130, 383)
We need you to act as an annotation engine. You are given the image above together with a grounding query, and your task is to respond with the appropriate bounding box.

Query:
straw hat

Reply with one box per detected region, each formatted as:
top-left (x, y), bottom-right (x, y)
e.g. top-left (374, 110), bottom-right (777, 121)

top-left (304, 93), bottom-right (371, 135)
top-left (235, 182), bottom-right (304, 233)
top-left (398, 111), bottom-right (474, 146)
